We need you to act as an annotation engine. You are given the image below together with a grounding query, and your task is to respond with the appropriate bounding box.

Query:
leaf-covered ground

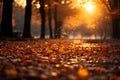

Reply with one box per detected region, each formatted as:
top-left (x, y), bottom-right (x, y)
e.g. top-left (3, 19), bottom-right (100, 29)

top-left (0, 39), bottom-right (120, 80)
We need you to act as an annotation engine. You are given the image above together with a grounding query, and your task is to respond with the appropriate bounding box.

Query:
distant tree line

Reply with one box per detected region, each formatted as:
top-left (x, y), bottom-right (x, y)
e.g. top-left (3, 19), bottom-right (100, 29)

top-left (0, 0), bottom-right (62, 39)
top-left (0, 0), bottom-right (120, 39)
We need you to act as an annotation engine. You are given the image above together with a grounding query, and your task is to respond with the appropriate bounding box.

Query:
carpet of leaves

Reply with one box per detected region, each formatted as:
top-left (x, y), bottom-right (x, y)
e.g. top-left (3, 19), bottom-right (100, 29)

top-left (0, 39), bottom-right (120, 80)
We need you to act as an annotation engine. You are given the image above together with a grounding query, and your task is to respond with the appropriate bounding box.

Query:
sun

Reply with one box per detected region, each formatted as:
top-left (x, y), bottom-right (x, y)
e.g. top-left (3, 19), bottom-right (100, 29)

top-left (83, 1), bottom-right (95, 12)
top-left (70, 0), bottom-right (95, 13)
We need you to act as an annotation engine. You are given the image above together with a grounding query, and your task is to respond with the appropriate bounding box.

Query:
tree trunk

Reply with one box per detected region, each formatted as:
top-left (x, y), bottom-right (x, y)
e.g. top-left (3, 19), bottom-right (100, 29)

top-left (54, 4), bottom-right (58, 38)
top-left (22, 0), bottom-right (32, 38)
top-left (48, 3), bottom-right (53, 38)
top-left (39, 0), bottom-right (46, 39)
top-left (56, 21), bottom-right (62, 38)
top-left (108, 0), bottom-right (120, 39)
top-left (54, 4), bottom-right (62, 38)
top-left (112, 15), bottom-right (120, 39)
top-left (1, 0), bottom-right (13, 37)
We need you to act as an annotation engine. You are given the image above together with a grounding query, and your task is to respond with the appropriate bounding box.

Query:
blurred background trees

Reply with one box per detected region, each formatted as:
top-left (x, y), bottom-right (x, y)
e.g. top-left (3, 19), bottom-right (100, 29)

top-left (0, 0), bottom-right (119, 39)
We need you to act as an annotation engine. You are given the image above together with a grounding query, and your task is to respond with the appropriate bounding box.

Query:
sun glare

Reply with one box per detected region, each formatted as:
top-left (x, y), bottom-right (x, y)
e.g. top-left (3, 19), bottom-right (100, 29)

top-left (83, 2), bottom-right (94, 12)
top-left (14, 0), bottom-right (26, 8)
top-left (14, 0), bottom-right (95, 12)
top-left (70, 0), bottom-right (95, 13)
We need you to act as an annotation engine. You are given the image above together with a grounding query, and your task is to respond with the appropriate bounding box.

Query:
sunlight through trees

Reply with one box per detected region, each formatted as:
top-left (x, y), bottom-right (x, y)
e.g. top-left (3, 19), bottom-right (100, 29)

top-left (0, 0), bottom-right (119, 39)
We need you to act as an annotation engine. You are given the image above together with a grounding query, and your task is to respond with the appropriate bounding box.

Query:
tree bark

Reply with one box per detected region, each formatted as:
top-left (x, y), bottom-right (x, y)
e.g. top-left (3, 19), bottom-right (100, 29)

top-left (112, 15), bottom-right (120, 39)
top-left (56, 21), bottom-right (62, 38)
top-left (1, 0), bottom-right (13, 37)
top-left (54, 4), bottom-right (59, 38)
top-left (48, 3), bottom-right (53, 38)
top-left (108, 0), bottom-right (120, 39)
top-left (54, 4), bottom-right (62, 38)
top-left (39, 0), bottom-right (46, 39)
top-left (22, 0), bottom-right (32, 38)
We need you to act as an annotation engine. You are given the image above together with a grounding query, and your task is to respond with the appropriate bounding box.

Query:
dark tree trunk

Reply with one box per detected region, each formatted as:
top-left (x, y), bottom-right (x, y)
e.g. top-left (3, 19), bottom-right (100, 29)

top-left (108, 0), bottom-right (120, 39)
top-left (22, 0), bottom-right (32, 38)
top-left (54, 4), bottom-right (62, 38)
top-left (48, 3), bottom-right (53, 38)
top-left (112, 15), bottom-right (120, 39)
top-left (1, 0), bottom-right (13, 37)
top-left (56, 21), bottom-right (62, 38)
top-left (54, 4), bottom-right (58, 38)
top-left (39, 0), bottom-right (46, 39)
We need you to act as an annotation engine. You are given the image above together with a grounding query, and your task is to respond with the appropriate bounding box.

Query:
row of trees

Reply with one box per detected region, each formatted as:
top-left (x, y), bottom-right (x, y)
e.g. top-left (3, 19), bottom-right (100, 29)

top-left (0, 0), bottom-right (62, 39)
top-left (0, 0), bottom-right (120, 39)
